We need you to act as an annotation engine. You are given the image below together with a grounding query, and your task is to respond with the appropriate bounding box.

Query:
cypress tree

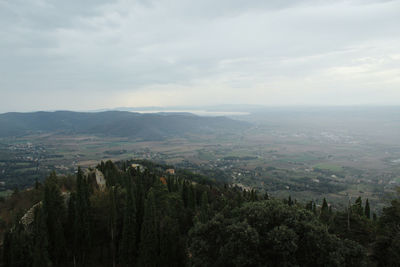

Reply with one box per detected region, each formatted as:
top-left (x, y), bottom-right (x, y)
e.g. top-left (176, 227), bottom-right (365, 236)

top-left (236, 191), bottom-right (243, 207)
top-left (74, 167), bottom-right (91, 266)
top-left (7, 222), bottom-right (32, 266)
top-left (320, 198), bottom-right (330, 223)
top-left (35, 178), bottom-right (40, 190)
top-left (2, 231), bottom-right (12, 266)
top-left (138, 190), bottom-right (159, 267)
top-left (354, 197), bottom-right (363, 216)
top-left (109, 186), bottom-right (118, 267)
top-left (32, 206), bottom-right (51, 267)
top-left (135, 179), bottom-right (145, 246)
top-left (188, 184), bottom-right (196, 210)
top-left (159, 216), bottom-right (184, 267)
top-left (243, 189), bottom-right (248, 200)
top-left (42, 171), bottom-right (66, 265)
top-left (66, 192), bottom-right (77, 261)
top-left (306, 201), bottom-right (313, 211)
top-left (181, 182), bottom-right (189, 208)
top-left (365, 199), bottom-right (371, 219)
top-left (288, 196), bottom-right (293, 206)
top-left (199, 191), bottom-right (209, 223)
top-left (120, 184), bottom-right (137, 266)
top-left (312, 201), bottom-right (317, 215)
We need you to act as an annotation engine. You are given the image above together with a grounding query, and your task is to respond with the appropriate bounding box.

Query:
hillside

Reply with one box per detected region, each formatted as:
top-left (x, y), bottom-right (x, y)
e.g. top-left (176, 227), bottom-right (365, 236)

top-left (1, 160), bottom-right (399, 266)
top-left (0, 111), bottom-right (248, 140)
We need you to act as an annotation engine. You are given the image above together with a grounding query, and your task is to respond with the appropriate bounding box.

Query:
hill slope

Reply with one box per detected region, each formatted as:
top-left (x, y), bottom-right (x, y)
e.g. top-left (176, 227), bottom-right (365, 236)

top-left (0, 111), bottom-right (248, 140)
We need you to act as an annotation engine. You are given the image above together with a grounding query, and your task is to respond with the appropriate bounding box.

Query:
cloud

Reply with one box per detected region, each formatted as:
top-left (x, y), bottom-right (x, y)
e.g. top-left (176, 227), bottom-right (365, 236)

top-left (0, 0), bottom-right (399, 111)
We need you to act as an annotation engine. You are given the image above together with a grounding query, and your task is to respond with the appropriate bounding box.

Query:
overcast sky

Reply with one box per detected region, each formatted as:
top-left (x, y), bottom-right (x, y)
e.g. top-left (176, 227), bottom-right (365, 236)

top-left (0, 0), bottom-right (399, 112)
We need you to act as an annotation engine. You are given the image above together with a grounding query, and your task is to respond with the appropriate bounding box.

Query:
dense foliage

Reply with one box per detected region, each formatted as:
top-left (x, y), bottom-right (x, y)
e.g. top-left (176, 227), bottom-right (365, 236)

top-left (1, 160), bottom-right (399, 266)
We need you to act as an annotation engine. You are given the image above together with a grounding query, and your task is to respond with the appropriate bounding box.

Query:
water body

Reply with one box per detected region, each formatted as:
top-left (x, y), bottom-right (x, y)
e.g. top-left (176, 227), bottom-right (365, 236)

top-left (130, 109), bottom-right (250, 116)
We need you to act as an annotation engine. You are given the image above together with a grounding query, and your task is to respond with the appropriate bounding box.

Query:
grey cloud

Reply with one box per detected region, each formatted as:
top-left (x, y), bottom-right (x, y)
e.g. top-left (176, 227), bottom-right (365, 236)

top-left (0, 0), bottom-right (399, 111)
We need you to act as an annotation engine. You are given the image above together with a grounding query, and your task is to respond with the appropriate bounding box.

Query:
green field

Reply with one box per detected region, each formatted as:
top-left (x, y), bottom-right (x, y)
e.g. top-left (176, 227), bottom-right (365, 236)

top-left (313, 163), bottom-right (343, 172)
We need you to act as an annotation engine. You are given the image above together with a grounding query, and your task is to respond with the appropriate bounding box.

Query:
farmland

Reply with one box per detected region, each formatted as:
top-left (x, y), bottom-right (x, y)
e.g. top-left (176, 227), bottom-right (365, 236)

top-left (1, 108), bottom-right (400, 212)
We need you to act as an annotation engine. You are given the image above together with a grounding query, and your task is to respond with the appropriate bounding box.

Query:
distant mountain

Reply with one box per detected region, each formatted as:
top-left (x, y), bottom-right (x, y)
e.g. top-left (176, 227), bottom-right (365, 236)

top-left (0, 111), bottom-right (249, 140)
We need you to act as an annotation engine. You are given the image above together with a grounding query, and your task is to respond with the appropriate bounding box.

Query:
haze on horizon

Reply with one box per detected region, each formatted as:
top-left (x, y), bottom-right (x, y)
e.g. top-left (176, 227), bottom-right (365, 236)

top-left (1, 0), bottom-right (400, 113)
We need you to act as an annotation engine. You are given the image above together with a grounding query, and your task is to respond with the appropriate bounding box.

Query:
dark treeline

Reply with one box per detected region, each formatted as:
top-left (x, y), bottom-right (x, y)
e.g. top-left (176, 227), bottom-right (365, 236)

top-left (1, 160), bottom-right (399, 266)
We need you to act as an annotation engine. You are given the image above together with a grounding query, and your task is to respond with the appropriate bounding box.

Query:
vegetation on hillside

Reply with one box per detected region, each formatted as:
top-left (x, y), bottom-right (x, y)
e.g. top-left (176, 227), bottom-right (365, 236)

top-left (0, 111), bottom-right (248, 140)
top-left (0, 160), bottom-right (399, 266)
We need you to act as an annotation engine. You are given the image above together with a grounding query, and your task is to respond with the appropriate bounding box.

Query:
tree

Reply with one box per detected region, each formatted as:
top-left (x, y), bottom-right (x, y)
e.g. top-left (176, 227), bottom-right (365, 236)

top-left (320, 198), bottom-right (330, 223)
top-left (288, 196), bottom-right (293, 206)
top-left (188, 184), bottom-right (196, 210)
top-left (219, 221), bottom-right (260, 267)
top-left (353, 196), bottom-right (364, 216)
top-left (138, 190), bottom-right (159, 267)
top-left (120, 183), bottom-right (137, 266)
top-left (181, 182), bottom-right (189, 208)
top-left (365, 198), bottom-right (371, 219)
top-left (3, 221), bottom-right (32, 267)
top-left (42, 171), bottom-right (66, 265)
top-left (189, 214), bottom-right (227, 267)
top-left (109, 186), bottom-right (118, 267)
top-left (159, 216), bottom-right (184, 267)
top-left (374, 191), bottom-right (400, 266)
top-left (199, 191), bottom-right (209, 223)
top-left (73, 167), bottom-right (91, 266)
top-left (189, 200), bottom-right (367, 267)
top-left (32, 206), bottom-right (51, 267)
top-left (2, 230), bottom-right (12, 267)
top-left (265, 225), bottom-right (298, 266)
top-left (306, 200), bottom-right (313, 211)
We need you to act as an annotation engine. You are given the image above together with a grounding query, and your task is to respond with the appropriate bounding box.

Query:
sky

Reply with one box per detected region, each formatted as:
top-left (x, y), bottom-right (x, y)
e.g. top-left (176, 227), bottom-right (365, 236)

top-left (0, 0), bottom-right (400, 112)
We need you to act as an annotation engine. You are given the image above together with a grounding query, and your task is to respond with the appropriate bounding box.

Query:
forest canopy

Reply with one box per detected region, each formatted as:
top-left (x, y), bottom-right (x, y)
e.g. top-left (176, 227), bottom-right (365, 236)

top-left (1, 160), bottom-right (399, 266)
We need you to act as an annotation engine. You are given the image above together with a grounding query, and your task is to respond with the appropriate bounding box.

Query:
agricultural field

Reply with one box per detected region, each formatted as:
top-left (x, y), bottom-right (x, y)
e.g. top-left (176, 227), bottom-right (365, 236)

top-left (1, 109), bottom-right (400, 213)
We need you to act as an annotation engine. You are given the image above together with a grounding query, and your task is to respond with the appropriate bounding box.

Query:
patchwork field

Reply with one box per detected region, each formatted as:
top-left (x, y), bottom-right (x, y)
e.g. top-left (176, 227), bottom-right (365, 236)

top-left (1, 108), bottom-right (400, 212)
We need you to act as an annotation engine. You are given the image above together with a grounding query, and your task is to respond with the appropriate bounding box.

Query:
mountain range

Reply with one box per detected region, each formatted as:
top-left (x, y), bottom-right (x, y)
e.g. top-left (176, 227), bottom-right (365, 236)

top-left (0, 111), bottom-right (248, 140)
